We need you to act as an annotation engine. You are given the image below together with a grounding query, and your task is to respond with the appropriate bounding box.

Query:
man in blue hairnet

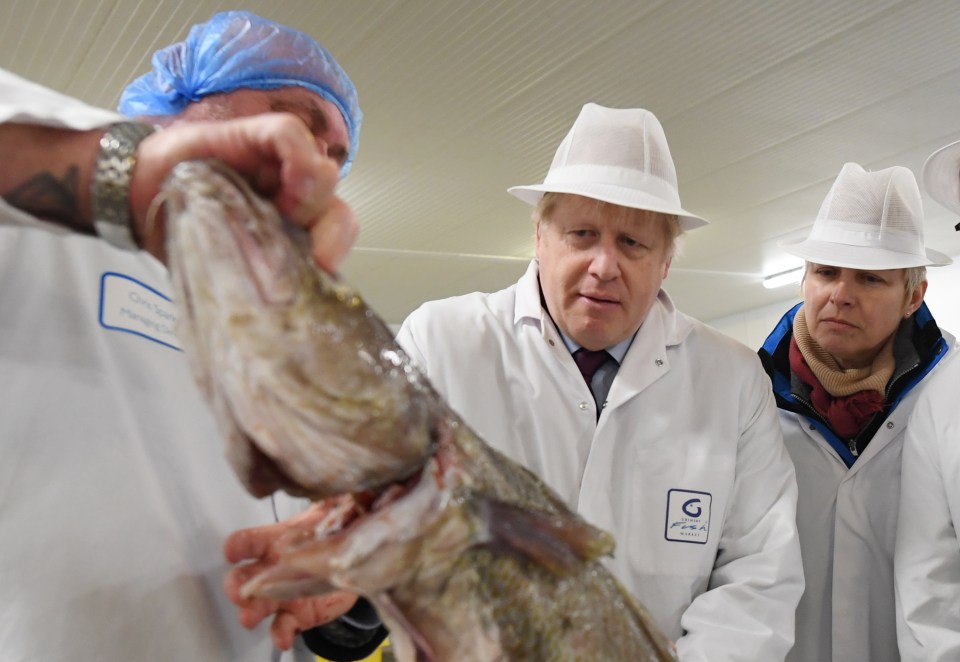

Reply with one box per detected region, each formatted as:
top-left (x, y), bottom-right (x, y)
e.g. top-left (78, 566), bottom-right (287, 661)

top-left (119, 10), bottom-right (361, 178)
top-left (0, 11), bottom-right (384, 662)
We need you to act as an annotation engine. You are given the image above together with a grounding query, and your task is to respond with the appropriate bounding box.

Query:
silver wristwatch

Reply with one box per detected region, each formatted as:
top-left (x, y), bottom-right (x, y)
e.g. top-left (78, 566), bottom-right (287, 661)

top-left (91, 121), bottom-right (158, 250)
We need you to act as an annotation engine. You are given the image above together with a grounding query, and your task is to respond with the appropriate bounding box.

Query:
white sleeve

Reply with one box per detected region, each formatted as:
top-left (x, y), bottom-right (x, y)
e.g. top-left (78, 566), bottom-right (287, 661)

top-left (896, 377), bottom-right (960, 661)
top-left (0, 68), bottom-right (121, 128)
top-left (394, 309), bottom-right (429, 371)
top-left (0, 68), bottom-right (122, 230)
top-left (676, 369), bottom-right (804, 662)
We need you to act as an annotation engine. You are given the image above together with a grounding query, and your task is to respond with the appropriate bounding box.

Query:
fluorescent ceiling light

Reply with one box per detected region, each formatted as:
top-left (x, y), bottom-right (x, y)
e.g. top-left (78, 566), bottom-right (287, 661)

top-left (762, 267), bottom-right (804, 289)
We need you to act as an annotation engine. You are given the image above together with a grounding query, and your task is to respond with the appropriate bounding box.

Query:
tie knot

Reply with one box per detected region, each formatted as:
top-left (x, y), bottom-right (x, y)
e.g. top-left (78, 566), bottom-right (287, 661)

top-left (573, 348), bottom-right (612, 384)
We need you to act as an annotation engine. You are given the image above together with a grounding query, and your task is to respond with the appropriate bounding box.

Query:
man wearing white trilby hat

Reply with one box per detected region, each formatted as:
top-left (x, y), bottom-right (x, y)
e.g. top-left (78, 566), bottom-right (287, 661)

top-left (758, 162), bottom-right (954, 662)
top-left (393, 103), bottom-right (804, 659)
top-left (893, 140), bottom-right (960, 661)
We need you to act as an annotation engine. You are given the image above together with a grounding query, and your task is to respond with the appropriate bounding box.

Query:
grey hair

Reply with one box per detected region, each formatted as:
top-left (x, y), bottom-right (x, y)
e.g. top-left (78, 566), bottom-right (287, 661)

top-left (903, 266), bottom-right (927, 295)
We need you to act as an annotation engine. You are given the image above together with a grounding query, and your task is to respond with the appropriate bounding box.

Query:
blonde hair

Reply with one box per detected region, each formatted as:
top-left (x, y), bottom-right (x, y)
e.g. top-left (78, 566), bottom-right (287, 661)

top-left (534, 192), bottom-right (683, 259)
top-left (904, 266), bottom-right (927, 296)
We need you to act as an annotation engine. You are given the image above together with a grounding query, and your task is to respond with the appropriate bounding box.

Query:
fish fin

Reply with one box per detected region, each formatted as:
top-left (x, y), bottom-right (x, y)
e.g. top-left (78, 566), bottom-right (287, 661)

top-left (373, 593), bottom-right (437, 662)
top-left (477, 497), bottom-right (615, 575)
top-left (240, 565), bottom-right (336, 601)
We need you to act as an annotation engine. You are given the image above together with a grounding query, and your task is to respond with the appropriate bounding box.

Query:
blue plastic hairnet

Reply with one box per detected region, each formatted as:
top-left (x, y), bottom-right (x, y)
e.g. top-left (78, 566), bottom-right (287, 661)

top-left (119, 10), bottom-right (361, 176)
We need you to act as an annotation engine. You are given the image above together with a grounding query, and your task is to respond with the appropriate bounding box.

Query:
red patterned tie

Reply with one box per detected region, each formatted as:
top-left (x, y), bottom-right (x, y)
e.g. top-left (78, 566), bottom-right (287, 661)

top-left (573, 348), bottom-right (612, 386)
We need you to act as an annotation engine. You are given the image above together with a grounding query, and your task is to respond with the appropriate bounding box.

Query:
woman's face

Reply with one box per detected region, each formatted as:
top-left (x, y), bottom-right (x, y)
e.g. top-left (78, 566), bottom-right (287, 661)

top-left (802, 264), bottom-right (925, 369)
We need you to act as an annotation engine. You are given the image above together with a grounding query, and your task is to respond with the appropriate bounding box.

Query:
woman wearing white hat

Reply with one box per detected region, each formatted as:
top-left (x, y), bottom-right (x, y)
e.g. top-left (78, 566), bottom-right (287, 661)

top-left (758, 162), bottom-right (954, 662)
top-left (396, 103), bottom-right (803, 660)
top-left (894, 139), bottom-right (960, 661)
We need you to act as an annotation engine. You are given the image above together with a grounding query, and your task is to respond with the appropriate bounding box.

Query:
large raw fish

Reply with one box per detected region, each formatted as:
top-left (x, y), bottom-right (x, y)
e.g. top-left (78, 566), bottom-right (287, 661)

top-left (163, 160), bottom-right (677, 661)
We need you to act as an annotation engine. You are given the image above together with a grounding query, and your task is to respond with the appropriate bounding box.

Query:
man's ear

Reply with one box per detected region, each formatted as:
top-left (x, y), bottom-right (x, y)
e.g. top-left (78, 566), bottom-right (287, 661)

top-left (662, 257), bottom-right (672, 280)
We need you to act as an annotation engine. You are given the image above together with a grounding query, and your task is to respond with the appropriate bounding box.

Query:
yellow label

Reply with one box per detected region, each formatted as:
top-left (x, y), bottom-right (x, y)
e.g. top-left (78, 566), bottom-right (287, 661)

top-left (317, 637), bottom-right (390, 662)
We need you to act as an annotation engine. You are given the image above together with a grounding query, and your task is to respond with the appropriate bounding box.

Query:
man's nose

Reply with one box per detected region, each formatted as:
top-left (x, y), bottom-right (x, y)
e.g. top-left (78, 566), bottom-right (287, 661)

top-left (588, 243), bottom-right (620, 280)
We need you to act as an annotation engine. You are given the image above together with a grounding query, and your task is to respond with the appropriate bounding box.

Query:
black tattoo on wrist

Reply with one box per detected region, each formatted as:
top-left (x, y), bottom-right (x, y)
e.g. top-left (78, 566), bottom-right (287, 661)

top-left (3, 166), bottom-right (91, 233)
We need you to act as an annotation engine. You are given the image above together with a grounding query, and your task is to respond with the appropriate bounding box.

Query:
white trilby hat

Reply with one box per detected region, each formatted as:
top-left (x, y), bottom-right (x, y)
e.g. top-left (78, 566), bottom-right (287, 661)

top-left (922, 138), bottom-right (960, 217)
top-left (507, 103), bottom-right (709, 230)
top-left (780, 162), bottom-right (951, 269)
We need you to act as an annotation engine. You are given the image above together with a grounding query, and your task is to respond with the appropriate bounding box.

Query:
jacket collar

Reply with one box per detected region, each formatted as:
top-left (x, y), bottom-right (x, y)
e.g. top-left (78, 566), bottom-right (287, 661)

top-left (514, 260), bottom-right (545, 328)
top-left (758, 300), bottom-right (951, 466)
top-left (760, 301), bottom-right (947, 390)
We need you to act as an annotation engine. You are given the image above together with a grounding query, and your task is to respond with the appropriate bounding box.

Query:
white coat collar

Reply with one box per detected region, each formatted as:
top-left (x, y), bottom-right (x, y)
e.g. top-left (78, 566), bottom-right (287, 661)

top-left (514, 260), bottom-right (546, 328)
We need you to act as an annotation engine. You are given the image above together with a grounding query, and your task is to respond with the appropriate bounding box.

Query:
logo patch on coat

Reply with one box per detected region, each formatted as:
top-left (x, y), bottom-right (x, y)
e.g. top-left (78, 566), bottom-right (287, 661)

top-left (99, 272), bottom-right (181, 350)
top-left (665, 489), bottom-right (711, 544)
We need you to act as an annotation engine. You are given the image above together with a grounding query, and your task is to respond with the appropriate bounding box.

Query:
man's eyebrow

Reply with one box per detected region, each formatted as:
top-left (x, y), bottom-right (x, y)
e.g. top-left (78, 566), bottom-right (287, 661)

top-left (271, 98), bottom-right (348, 165)
top-left (270, 99), bottom-right (328, 134)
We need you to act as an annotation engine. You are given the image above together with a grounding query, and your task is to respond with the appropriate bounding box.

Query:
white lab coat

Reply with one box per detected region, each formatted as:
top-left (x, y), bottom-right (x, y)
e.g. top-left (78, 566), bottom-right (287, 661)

top-left (0, 68), bottom-right (313, 662)
top-left (396, 260), bottom-right (803, 662)
top-left (896, 350), bottom-right (960, 660)
top-left (763, 304), bottom-right (953, 662)
top-left (779, 410), bottom-right (908, 662)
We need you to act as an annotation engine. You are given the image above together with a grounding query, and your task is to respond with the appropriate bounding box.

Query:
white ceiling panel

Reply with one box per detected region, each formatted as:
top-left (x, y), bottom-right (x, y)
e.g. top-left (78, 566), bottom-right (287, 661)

top-left (3, 0), bottom-right (960, 326)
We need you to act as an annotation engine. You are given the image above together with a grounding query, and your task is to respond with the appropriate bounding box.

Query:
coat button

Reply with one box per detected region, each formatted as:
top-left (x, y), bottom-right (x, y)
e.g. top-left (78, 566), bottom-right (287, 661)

top-left (809, 424), bottom-right (815, 431)
top-left (655, 359), bottom-right (664, 367)
top-left (548, 339), bottom-right (555, 346)
top-left (886, 421), bottom-right (895, 429)
top-left (579, 401), bottom-right (590, 411)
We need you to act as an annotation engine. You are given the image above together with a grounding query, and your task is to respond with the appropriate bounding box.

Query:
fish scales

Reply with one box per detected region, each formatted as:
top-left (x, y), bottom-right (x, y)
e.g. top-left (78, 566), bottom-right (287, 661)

top-left (162, 160), bottom-right (677, 662)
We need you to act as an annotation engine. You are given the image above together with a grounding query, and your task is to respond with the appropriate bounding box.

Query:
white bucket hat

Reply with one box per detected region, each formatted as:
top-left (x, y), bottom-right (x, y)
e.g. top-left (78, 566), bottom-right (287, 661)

top-left (507, 103), bottom-right (709, 230)
top-left (780, 162), bottom-right (951, 269)
top-left (922, 138), bottom-right (960, 217)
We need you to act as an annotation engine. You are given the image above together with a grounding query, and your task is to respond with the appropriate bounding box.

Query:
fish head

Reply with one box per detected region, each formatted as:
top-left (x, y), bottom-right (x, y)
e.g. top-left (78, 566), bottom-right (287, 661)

top-left (238, 422), bottom-right (640, 661)
top-left (163, 160), bottom-right (436, 499)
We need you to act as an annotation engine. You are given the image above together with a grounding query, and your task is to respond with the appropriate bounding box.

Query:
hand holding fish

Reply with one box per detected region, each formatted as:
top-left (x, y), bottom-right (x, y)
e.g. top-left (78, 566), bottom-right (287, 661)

top-left (131, 112), bottom-right (358, 267)
top-left (224, 502), bottom-right (359, 650)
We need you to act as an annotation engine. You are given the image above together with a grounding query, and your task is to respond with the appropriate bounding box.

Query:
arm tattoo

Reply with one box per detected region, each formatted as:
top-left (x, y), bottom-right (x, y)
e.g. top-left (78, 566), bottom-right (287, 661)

top-left (2, 166), bottom-right (91, 233)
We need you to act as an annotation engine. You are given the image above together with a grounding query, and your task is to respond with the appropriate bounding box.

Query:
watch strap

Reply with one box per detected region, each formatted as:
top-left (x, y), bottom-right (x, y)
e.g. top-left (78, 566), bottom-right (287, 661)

top-left (91, 121), bottom-right (158, 250)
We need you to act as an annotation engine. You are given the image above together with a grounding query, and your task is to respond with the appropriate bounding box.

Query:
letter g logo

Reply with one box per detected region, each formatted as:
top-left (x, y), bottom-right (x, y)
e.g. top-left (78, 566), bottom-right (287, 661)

top-left (666, 489), bottom-right (711, 544)
top-left (682, 498), bottom-right (702, 518)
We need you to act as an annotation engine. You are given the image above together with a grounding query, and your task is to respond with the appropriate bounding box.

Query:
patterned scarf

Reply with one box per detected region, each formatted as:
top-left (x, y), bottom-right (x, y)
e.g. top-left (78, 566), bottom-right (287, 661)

top-left (790, 307), bottom-right (894, 439)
